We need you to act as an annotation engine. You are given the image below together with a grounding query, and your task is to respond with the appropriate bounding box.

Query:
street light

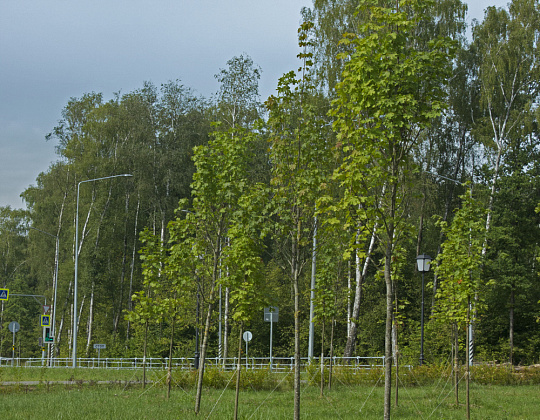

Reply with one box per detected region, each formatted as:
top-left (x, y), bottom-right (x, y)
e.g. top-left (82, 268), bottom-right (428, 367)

top-left (73, 174), bottom-right (132, 368)
top-left (29, 227), bottom-right (59, 365)
top-left (416, 254), bottom-right (432, 366)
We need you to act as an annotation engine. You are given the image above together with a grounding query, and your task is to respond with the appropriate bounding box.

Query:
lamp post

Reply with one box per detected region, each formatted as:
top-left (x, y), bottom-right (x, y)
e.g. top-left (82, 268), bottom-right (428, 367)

top-left (29, 227), bottom-right (59, 365)
top-left (73, 174), bottom-right (132, 368)
top-left (416, 254), bottom-right (432, 366)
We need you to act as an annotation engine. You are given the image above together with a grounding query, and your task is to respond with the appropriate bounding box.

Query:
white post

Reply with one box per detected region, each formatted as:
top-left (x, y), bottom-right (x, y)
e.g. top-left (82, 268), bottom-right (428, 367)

top-left (270, 312), bottom-right (273, 371)
top-left (12, 330), bottom-right (15, 367)
top-left (308, 215), bottom-right (317, 360)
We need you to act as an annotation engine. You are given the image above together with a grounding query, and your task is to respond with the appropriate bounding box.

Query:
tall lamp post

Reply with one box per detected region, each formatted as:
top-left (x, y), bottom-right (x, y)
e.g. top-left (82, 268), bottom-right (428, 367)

top-left (416, 254), bottom-right (432, 366)
top-left (73, 174), bottom-right (132, 368)
top-left (29, 227), bottom-right (59, 365)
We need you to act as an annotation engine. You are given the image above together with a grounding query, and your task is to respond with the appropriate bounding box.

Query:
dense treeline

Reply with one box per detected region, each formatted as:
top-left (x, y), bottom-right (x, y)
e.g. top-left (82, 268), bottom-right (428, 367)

top-left (1, 0), bottom-right (539, 388)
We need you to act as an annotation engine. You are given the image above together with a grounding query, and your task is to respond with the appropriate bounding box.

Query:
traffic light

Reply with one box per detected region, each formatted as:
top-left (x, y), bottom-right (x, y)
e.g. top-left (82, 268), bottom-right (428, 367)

top-left (44, 327), bottom-right (53, 343)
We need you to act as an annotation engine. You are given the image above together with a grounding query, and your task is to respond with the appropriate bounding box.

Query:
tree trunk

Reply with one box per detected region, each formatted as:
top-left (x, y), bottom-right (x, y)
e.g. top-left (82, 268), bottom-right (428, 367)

top-left (466, 299), bottom-right (471, 420)
top-left (223, 286), bottom-right (230, 366)
top-left (509, 286), bottom-right (515, 365)
top-left (114, 192), bottom-right (131, 334)
top-left (383, 248), bottom-right (393, 420)
top-left (167, 313), bottom-right (176, 400)
top-left (347, 259), bottom-right (352, 337)
top-left (344, 225), bottom-right (377, 358)
top-left (328, 318), bottom-right (335, 390)
top-left (454, 323), bottom-right (459, 407)
top-left (143, 320), bottom-right (148, 389)
top-left (393, 313), bottom-right (399, 408)
top-left (76, 295), bottom-right (85, 355)
top-left (126, 197), bottom-right (140, 341)
top-left (293, 214), bottom-right (301, 420)
top-left (194, 284), bottom-right (217, 414)
top-left (320, 319), bottom-right (325, 398)
top-left (85, 282), bottom-right (95, 356)
top-left (234, 322), bottom-right (243, 420)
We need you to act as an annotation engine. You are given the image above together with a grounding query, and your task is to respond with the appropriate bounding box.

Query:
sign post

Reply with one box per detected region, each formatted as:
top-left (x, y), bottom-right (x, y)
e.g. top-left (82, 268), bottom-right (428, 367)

top-left (242, 331), bottom-right (252, 369)
top-left (94, 343), bottom-right (106, 365)
top-left (264, 307), bottom-right (279, 371)
top-left (8, 321), bottom-right (20, 367)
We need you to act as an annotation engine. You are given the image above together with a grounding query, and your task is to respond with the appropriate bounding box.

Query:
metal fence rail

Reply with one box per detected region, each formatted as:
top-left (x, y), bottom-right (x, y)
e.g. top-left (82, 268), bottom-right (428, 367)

top-left (0, 355), bottom-right (385, 371)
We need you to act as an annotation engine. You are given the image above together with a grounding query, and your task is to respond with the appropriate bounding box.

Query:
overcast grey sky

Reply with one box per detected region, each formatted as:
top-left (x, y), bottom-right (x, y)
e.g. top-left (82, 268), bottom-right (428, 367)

top-left (0, 0), bottom-right (509, 210)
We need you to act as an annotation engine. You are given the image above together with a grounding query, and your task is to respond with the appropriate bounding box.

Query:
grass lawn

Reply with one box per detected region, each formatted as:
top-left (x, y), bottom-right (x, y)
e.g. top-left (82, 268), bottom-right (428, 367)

top-left (1, 370), bottom-right (538, 419)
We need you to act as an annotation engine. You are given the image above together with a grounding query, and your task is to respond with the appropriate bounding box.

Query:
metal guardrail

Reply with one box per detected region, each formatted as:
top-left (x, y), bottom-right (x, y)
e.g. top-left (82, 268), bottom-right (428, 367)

top-left (0, 355), bottom-right (385, 370)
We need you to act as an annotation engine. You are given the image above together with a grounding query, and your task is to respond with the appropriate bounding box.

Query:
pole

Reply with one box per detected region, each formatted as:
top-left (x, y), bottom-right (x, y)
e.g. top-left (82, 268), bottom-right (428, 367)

top-left (73, 174), bottom-right (132, 368)
top-left (218, 284), bottom-right (222, 362)
top-left (12, 330), bottom-right (15, 367)
top-left (73, 180), bottom-right (81, 368)
top-left (194, 285), bottom-right (200, 369)
top-left (270, 312), bottom-right (273, 371)
top-left (51, 235), bottom-right (59, 364)
top-left (420, 271), bottom-right (425, 366)
top-left (308, 215), bottom-right (317, 359)
top-left (469, 303), bottom-right (474, 366)
top-left (42, 298), bottom-right (47, 364)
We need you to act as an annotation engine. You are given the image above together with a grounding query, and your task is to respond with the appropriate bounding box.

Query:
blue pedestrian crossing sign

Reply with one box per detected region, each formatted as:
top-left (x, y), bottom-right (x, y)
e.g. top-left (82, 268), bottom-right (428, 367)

top-left (0, 288), bottom-right (9, 300)
top-left (41, 315), bottom-right (51, 327)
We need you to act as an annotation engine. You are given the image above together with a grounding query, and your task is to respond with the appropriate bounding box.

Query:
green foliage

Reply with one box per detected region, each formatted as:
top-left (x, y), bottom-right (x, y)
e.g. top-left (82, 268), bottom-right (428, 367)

top-left (8, 0), bottom-right (540, 372)
top-left (432, 188), bottom-right (487, 326)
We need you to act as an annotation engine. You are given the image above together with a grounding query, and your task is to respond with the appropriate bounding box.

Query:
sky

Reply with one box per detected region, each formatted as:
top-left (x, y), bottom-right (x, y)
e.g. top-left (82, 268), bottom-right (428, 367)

top-left (0, 0), bottom-right (509, 210)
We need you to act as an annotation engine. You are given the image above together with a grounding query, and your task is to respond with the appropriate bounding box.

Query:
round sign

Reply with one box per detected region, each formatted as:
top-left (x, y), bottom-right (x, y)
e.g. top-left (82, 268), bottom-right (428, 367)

top-left (242, 331), bottom-right (253, 342)
top-left (8, 321), bottom-right (20, 333)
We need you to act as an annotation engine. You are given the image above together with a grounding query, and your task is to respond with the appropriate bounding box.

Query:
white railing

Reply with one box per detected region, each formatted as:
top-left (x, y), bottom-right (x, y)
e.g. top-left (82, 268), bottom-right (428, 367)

top-left (0, 355), bottom-right (385, 370)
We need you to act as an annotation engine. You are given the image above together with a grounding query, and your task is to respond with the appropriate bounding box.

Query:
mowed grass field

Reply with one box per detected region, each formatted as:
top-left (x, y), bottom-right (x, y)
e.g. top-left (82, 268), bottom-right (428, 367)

top-left (0, 368), bottom-right (538, 419)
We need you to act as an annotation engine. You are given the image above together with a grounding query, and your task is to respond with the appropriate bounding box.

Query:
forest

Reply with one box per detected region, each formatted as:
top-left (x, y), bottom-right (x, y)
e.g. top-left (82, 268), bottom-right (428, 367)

top-left (1, 0), bottom-right (540, 392)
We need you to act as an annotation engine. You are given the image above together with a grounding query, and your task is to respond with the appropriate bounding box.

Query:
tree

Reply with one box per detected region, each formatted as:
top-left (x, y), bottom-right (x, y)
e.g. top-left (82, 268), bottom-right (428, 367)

top-left (222, 183), bottom-right (269, 420)
top-left (330, 1), bottom-right (455, 417)
top-left (213, 54), bottom-right (265, 363)
top-left (164, 125), bottom-right (263, 414)
top-left (265, 21), bottom-right (334, 419)
top-left (214, 54), bottom-right (262, 129)
top-left (433, 188), bottom-right (487, 418)
top-left (472, 0), bottom-right (540, 244)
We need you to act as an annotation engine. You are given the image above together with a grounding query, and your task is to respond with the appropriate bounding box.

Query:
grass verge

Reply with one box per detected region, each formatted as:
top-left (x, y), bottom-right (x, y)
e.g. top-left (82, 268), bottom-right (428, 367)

top-left (0, 375), bottom-right (538, 419)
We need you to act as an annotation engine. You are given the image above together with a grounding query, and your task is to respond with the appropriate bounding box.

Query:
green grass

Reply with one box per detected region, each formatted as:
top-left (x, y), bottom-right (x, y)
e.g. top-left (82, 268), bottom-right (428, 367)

top-left (0, 366), bottom-right (146, 383)
top-left (1, 375), bottom-right (538, 419)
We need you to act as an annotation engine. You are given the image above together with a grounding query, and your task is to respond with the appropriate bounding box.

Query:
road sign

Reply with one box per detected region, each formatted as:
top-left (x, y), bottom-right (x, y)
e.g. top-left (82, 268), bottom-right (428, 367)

top-left (264, 306), bottom-right (279, 322)
top-left (43, 305), bottom-right (50, 314)
top-left (93, 344), bottom-right (106, 349)
top-left (8, 321), bottom-right (20, 333)
top-left (0, 288), bottom-right (9, 300)
top-left (264, 307), bottom-right (278, 371)
top-left (243, 331), bottom-right (253, 342)
top-left (41, 315), bottom-right (51, 327)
